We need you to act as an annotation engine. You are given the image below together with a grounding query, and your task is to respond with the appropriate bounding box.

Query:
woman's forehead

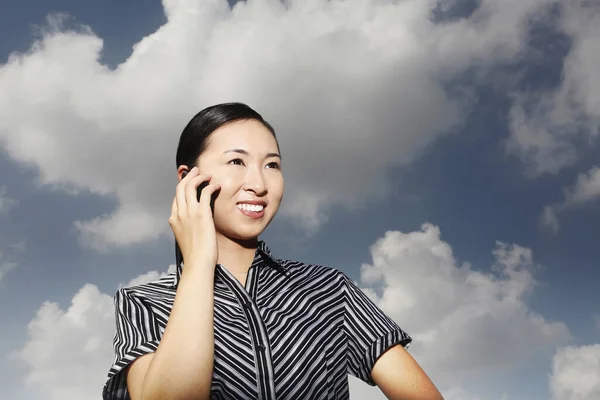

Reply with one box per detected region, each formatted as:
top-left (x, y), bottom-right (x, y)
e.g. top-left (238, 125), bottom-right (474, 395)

top-left (206, 120), bottom-right (278, 153)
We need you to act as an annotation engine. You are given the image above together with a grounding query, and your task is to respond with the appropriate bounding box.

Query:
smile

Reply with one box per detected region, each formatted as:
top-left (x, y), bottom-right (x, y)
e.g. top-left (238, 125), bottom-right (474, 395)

top-left (236, 203), bottom-right (265, 212)
top-left (236, 203), bottom-right (266, 219)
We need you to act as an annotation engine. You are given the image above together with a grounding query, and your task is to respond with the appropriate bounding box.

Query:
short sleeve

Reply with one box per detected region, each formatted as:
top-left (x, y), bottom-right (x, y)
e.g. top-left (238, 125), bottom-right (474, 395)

top-left (102, 288), bottom-right (162, 400)
top-left (342, 272), bottom-right (412, 386)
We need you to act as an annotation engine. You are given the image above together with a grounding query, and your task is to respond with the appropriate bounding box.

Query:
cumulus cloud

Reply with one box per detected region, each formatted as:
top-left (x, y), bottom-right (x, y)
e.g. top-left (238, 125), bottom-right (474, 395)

top-left (10, 284), bottom-right (115, 400)
top-left (505, 1), bottom-right (600, 231)
top-left (0, 0), bottom-right (570, 250)
top-left (550, 344), bottom-right (600, 400)
top-left (10, 265), bottom-right (171, 400)
top-left (507, 1), bottom-right (600, 177)
top-left (541, 166), bottom-right (600, 233)
top-left (119, 263), bottom-right (175, 289)
top-left (356, 223), bottom-right (570, 387)
top-left (11, 224), bottom-right (568, 399)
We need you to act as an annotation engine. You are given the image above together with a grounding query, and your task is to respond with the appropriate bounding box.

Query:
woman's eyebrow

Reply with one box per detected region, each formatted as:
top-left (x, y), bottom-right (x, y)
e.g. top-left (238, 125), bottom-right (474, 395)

top-left (223, 148), bottom-right (282, 159)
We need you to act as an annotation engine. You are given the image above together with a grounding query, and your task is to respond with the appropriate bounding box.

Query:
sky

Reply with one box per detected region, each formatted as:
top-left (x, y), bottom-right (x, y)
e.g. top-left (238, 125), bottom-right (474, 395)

top-left (0, 0), bottom-right (599, 399)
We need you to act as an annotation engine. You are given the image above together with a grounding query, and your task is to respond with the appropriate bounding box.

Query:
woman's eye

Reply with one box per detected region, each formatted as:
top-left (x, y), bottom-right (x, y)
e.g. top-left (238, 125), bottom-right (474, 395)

top-left (228, 158), bottom-right (244, 166)
top-left (267, 162), bottom-right (280, 169)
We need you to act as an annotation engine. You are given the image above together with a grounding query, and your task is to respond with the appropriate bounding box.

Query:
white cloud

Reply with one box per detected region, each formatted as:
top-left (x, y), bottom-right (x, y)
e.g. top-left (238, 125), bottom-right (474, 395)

top-left (356, 223), bottom-right (570, 388)
top-left (507, 1), bottom-right (600, 177)
top-left (0, 186), bottom-right (17, 215)
top-left (0, 0), bottom-right (568, 250)
top-left (119, 263), bottom-right (176, 288)
top-left (506, 1), bottom-right (600, 231)
top-left (10, 224), bottom-right (568, 399)
top-left (550, 344), bottom-right (600, 400)
top-left (562, 166), bottom-right (600, 205)
top-left (10, 284), bottom-right (114, 400)
top-left (541, 166), bottom-right (600, 233)
top-left (10, 266), bottom-right (170, 400)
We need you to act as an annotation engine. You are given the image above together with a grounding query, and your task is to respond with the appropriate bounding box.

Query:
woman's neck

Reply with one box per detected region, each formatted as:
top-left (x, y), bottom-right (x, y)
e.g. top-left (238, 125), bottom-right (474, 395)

top-left (216, 235), bottom-right (259, 276)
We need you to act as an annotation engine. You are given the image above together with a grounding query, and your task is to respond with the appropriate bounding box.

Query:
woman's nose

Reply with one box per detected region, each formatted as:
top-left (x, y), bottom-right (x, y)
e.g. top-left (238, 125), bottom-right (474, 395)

top-left (244, 168), bottom-right (267, 194)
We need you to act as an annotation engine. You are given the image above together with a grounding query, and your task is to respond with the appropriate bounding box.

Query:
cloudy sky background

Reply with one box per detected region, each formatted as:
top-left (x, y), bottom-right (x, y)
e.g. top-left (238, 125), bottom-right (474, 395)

top-left (0, 0), bottom-right (599, 399)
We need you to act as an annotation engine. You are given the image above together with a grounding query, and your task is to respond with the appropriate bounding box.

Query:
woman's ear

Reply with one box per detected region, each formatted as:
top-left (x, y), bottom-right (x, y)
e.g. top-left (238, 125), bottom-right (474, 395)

top-left (177, 165), bottom-right (190, 182)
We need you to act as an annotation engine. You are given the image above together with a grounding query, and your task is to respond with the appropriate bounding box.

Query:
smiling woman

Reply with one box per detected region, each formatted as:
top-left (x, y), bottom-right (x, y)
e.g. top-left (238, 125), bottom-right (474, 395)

top-left (101, 102), bottom-right (443, 400)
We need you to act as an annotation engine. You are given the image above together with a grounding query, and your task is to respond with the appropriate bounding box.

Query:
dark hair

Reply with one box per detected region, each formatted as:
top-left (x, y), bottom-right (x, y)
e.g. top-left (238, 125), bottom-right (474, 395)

top-left (176, 102), bottom-right (278, 170)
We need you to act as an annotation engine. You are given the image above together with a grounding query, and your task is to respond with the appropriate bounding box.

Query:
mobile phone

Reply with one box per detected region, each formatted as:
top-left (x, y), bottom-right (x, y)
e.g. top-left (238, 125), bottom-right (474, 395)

top-left (175, 169), bottom-right (216, 270)
top-left (181, 170), bottom-right (214, 207)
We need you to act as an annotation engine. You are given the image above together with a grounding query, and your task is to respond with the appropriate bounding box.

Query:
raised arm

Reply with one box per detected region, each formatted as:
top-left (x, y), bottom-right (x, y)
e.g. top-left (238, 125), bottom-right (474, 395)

top-left (127, 168), bottom-right (221, 400)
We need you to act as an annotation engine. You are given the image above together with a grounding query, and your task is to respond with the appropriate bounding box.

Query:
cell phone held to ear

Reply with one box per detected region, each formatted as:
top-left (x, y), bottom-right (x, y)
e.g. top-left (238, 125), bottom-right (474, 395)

top-left (175, 169), bottom-right (217, 269)
top-left (181, 170), bottom-right (215, 209)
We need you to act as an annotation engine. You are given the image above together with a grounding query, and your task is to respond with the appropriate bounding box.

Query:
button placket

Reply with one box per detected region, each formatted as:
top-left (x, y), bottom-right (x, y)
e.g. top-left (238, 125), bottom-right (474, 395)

top-left (219, 263), bottom-right (277, 399)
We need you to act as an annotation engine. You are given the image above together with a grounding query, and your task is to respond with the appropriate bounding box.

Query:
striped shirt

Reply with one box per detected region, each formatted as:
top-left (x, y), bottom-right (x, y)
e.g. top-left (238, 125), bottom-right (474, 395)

top-left (102, 241), bottom-right (412, 399)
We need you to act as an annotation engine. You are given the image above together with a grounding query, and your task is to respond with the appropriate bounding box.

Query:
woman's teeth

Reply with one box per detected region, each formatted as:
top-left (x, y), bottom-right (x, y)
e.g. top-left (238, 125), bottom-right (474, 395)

top-left (237, 203), bottom-right (264, 212)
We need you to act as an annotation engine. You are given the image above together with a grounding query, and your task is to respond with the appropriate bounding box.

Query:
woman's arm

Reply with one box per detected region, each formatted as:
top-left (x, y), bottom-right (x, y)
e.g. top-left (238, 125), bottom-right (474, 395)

top-left (372, 345), bottom-right (444, 400)
top-left (127, 169), bottom-right (221, 400)
top-left (127, 262), bottom-right (216, 400)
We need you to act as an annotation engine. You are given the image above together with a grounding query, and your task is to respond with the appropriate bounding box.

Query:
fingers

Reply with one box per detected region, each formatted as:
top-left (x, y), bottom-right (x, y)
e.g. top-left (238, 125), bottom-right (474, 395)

top-left (198, 181), bottom-right (221, 212)
top-left (176, 167), bottom-right (196, 213)
top-left (185, 174), bottom-right (212, 209)
top-left (175, 166), bottom-right (218, 217)
top-left (170, 195), bottom-right (177, 216)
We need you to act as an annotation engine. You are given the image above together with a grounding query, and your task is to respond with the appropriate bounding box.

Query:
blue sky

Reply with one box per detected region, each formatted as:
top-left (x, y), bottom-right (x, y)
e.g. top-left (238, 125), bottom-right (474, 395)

top-left (1, 1), bottom-right (599, 399)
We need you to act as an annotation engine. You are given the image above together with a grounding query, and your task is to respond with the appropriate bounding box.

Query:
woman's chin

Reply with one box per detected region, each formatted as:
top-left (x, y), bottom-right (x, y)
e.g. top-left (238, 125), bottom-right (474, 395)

top-left (219, 227), bottom-right (266, 243)
top-left (216, 214), bottom-right (273, 242)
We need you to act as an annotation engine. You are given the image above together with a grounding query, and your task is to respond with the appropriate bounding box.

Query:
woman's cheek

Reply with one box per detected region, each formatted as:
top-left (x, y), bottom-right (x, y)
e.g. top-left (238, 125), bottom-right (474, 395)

top-left (216, 171), bottom-right (235, 187)
top-left (269, 175), bottom-right (284, 198)
top-left (214, 172), bottom-right (238, 197)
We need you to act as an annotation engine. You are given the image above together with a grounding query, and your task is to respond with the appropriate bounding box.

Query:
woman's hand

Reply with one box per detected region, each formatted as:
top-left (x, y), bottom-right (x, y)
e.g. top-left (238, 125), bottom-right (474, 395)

top-left (169, 166), bottom-right (221, 268)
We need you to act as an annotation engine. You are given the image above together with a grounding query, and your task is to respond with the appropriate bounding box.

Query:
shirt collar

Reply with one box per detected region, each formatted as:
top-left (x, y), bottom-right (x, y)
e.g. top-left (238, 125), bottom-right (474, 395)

top-left (171, 240), bottom-right (287, 288)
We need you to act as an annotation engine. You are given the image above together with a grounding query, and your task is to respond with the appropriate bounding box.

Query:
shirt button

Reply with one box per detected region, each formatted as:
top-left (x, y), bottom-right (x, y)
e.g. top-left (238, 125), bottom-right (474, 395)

top-left (257, 343), bottom-right (266, 352)
top-left (244, 301), bottom-right (252, 309)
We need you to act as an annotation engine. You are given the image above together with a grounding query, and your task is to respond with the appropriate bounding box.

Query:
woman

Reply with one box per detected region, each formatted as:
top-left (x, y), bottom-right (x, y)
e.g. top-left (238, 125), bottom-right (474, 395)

top-left (102, 103), bottom-right (443, 400)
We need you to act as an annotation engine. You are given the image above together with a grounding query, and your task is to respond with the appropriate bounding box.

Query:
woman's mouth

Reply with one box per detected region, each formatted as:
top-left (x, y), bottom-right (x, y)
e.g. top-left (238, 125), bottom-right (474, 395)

top-left (236, 203), bottom-right (266, 219)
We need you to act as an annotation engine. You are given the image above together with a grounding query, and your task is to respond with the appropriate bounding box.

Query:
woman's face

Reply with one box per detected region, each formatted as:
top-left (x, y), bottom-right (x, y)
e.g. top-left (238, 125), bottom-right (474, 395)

top-left (183, 119), bottom-right (284, 242)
